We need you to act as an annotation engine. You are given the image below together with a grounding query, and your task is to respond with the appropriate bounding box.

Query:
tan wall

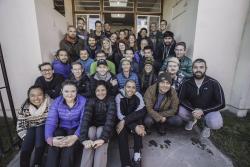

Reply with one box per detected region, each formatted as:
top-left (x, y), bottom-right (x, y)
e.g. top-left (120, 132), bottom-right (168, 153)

top-left (35, 0), bottom-right (68, 62)
top-left (163, 0), bottom-right (199, 56)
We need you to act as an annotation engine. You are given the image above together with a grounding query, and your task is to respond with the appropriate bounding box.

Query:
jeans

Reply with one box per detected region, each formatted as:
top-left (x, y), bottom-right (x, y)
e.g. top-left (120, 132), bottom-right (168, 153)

top-left (20, 125), bottom-right (46, 167)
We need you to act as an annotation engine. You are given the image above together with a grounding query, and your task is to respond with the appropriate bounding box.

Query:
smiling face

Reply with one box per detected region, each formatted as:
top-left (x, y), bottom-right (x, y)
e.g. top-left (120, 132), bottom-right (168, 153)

top-left (125, 50), bottom-right (134, 60)
top-left (119, 31), bottom-right (125, 40)
top-left (88, 37), bottom-right (97, 47)
top-left (77, 19), bottom-right (85, 30)
top-left (110, 33), bottom-right (117, 43)
top-left (129, 35), bottom-right (136, 43)
top-left (57, 50), bottom-right (69, 63)
top-left (72, 64), bottom-right (83, 79)
top-left (122, 61), bottom-right (131, 72)
top-left (96, 64), bottom-right (109, 75)
top-left (102, 39), bottom-right (110, 49)
top-left (163, 37), bottom-right (173, 46)
top-left (175, 45), bottom-right (186, 59)
top-left (140, 29), bottom-right (147, 38)
top-left (40, 64), bottom-right (53, 81)
top-left (193, 62), bottom-right (206, 79)
top-left (29, 88), bottom-right (45, 107)
top-left (95, 85), bottom-right (107, 100)
top-left (167, 61), bottom-right (179, 75)
top-left (160, 21), bottom-right (167, 31)
top-left (119, 42), bottom-right (126, 51)
top-left (62, 84), bottom-right (77, 103)
top-left (80, 50), bottom-right (89, 60)
top-left (95, 23), bottom-right (102, 33)
top-left (67, 27), bottom-right (77, 39)
top-left (158, 80), bottom-right (171, 94)
top-left (125, 81), bottom-right (136, 98)
top-left (144, 64), bottom-right (153, 73)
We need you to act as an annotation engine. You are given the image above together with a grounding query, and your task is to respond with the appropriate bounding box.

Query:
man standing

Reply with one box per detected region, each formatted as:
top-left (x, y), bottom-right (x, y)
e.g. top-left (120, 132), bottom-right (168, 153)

top-left (156, 20), bottom-right (168, 46)
top-left (60, 25), bottom-right (85, 62)
top-left (76, 18), bottom-right (88, 41)
top-left (156, 31), bottom-right (176, 67)
top-left (178, 58), bottom-right (225, 138)
top-left (35, 62), bottom-right (64, 99)
top-left (104, 21), bottom-right (112, 38)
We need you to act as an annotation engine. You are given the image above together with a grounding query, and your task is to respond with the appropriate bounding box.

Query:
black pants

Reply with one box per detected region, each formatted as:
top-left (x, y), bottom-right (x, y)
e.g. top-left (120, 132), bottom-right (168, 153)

top-left (20, 125), bottom-right (46, 167)
top-left (118, 126), bottom-right (143, 167)
top-left (45, 128), bottom-right (82, 167)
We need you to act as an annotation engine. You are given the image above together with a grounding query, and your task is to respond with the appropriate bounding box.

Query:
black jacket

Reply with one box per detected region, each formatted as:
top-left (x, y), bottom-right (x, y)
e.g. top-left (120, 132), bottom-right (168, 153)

top-left (79, 96), bottom-right (116, 142)
top-left (156, 41), bottom-right (176, 63)
top-left (178, 76), bottom-right (225, 114)
top-left (115, 90), bottom-right (146, 130)
top-left (89, 73), bottom-right (119, 97)
top-left (69, 74), bottom-right (91, 98)
top-left (59, 35), bottom-right (85, 62)
top-left (34, 74), bottom-right (64, 99)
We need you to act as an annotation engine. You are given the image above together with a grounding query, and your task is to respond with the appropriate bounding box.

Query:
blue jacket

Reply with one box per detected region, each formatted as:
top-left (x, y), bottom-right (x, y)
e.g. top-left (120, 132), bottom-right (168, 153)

top-left (52, 60), bottom-right (71, 79)
top-left (77, 58), bottom-right (94, 75)
top-left (45, 95), bottom-right (86, 140)
top-left (116, 72), bottom-right (140, 91)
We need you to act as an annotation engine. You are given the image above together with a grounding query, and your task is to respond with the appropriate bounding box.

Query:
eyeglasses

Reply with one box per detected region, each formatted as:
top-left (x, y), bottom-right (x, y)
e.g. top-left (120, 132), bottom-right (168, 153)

top-left (41, 69), bottom-right (52, 73)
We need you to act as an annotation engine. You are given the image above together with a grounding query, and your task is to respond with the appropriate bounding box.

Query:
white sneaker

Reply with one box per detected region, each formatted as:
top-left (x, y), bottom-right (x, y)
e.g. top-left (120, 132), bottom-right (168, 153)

top-left (201, 127), bottom-right (211, 138)
top-left (185, 119), bottom-right (197, 131)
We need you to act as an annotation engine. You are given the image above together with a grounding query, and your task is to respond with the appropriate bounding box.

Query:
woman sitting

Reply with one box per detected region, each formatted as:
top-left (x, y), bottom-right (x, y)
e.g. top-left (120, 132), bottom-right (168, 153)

top-left (17, 85), bottom-right (51, 167)
top-left (45, 80), bottom-right (86, 167)
top-left (79, 81), bottom-right (116, 167)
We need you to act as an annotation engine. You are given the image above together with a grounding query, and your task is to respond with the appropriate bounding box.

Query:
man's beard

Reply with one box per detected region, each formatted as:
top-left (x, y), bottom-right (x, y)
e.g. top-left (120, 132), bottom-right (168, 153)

top-left (194, 71), bottom-right (205, 79)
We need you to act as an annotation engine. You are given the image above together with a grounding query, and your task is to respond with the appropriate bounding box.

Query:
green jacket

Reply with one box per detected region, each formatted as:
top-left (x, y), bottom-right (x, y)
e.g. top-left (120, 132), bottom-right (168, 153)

top-left (89, 60), bottom-right (116, 75)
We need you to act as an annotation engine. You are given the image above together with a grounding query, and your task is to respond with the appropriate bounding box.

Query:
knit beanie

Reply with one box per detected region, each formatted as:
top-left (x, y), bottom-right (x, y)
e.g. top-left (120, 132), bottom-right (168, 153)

top-left (158, 72), bottom-right (172, 85)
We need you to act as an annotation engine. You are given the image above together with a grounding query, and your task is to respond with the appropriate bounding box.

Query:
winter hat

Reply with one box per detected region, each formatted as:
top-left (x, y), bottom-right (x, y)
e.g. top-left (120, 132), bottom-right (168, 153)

top-left (163, 31), bottom-right (174, 38)
top-left (97, 59), bottom-right (108, 66)
top-left (144, 58), bottom-right (154, 66)
top-left (167, 57), bottom-right (180, 66)
top-left (158, 72), bottom-right (172, 84)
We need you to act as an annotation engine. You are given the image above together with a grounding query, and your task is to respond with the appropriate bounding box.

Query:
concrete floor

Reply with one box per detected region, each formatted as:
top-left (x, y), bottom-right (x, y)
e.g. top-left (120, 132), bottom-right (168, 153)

top-left (8, 127), bottom-right (234, 167)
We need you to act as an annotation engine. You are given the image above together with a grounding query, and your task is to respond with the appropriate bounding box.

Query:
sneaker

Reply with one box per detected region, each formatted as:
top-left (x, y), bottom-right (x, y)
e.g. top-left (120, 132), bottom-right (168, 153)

top-left (201, 127), bottom-right (211, 138)
top-left (185, 119), bottom-right (197, 131)
top-left (132, 158), bottom-right (141, 167)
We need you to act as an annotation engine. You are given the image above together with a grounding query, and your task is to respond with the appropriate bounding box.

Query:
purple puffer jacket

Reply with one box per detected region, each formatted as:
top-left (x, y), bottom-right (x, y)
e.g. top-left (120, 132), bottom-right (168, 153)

top-left (45, 95), bottom-right (86, 140)
top-left (52, 60), bottom-right (71, 79)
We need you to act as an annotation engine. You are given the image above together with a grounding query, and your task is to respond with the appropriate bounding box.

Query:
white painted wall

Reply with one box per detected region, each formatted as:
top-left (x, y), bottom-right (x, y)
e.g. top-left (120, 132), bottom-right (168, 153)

top-left (230, 4), bottom-right (250, 110)
top-left (163, 0), bottom-right (199, 56)
top-left (192, 0), bottom-right (250, 104)
top-left (35, 0), bottom-right (68, 62)
top-left (0, 0), bottom-right (42, 113)
top-left (0, 0), bottom-right (68, 114)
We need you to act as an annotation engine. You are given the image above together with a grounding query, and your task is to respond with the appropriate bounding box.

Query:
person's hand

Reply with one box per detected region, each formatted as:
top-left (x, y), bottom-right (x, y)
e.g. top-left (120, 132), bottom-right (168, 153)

top-left (93, 139), bottom-right (105, 149)
top-left (192, 109), bottom-right (204, 119)
top-left (116, 120), bottom-right (125, 134)
top-left (135, 125), bottom-right (146, 137)
top-left (60, 135), bottom-right (78, 147)
top-left (52, 136), bottom-right (65, 147)
top-left (160, 117), bottom-right (167, 123)
top-left (110, 79), bottom-right (118, 86)
top-left (82, 140), bottom-right (94, 149)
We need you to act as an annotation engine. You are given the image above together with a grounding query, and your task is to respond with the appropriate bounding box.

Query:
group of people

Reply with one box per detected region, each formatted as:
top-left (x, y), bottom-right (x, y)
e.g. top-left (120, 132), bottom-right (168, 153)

top-left (16, 18), bottom-right (225, 167)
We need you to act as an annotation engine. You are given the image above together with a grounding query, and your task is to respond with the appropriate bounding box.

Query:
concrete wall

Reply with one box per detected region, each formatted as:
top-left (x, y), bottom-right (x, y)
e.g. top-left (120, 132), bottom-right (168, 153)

top-left (229, 3), bottom-right (250, 116)
top-left (35, 0), bottom-right (68, 62)
top-left (192, 0), bottom-right (250, 104)
top-left (163, 0), bottom-right (199, 56)
top-left (0, 0), bottom-right (42, 113)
